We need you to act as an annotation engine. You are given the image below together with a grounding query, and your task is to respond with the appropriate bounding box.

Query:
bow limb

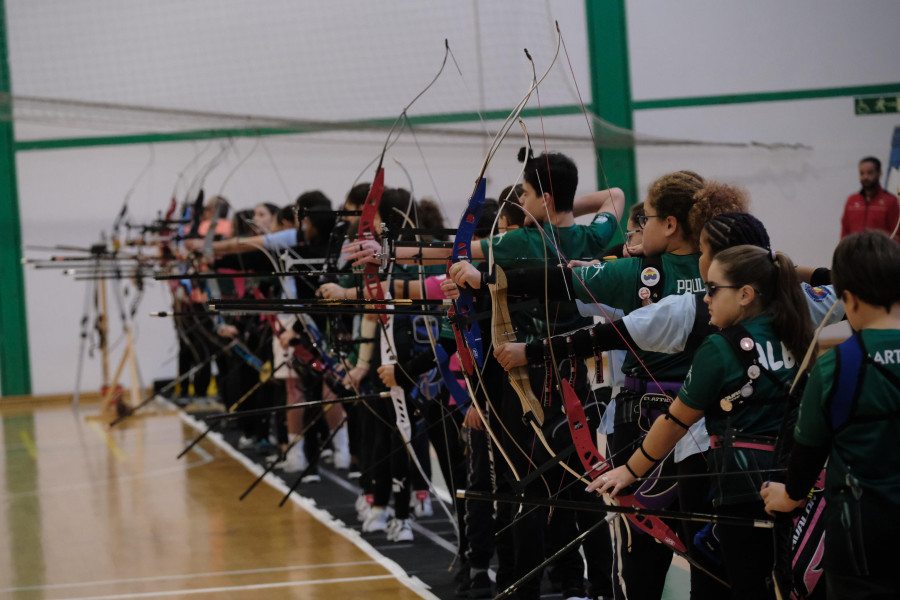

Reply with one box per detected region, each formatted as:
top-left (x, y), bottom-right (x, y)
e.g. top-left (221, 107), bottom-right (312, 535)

top-left (447, 180), bottom-right (533, 486)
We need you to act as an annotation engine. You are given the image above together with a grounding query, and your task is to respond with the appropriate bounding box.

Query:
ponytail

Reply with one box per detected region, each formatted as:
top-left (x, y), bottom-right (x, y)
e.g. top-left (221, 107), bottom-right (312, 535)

top-left (714, 245), bottom-right (815, 366)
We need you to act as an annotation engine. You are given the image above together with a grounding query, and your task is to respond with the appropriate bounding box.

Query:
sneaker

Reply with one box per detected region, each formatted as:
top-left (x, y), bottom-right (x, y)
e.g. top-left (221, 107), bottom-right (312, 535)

top-left (467, 570), bottom-right (493, 599)
top-left (411, 489), bottom-right (433, 518)
top-left (386, 518), bottom-right (413, 542)
top-left (300, 471), bottom-right (321, 484)
top-left (356, 494), bottom-right (373, 522)
top-left (347, 469), bottom-right (362, 480)
top-left (319, 448), bottom-right (334, 462)
top-left (331, 425), bottom-right (351, 469)
top-left (253, 438), bottom-right (275, 454)
top-left (362, 506), bottom-right (392, 533)
top-left (237, 435), bottom-right (256, 450)
top-left (275, 444), bottom-right (308, 473)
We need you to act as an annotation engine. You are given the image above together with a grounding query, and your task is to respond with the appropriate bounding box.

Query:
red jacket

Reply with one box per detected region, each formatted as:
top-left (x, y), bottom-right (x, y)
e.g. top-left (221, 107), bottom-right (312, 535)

top-left (841, 186), bottom-right (900, 242)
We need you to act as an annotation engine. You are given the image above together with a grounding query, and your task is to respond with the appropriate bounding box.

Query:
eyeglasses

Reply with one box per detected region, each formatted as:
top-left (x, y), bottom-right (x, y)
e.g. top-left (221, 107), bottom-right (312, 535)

top-left (705, 282), bottom-right (743, 298)
top-left (625, 229), bottom-right (641, 241)
top-left (637, 215), bottom-right (661, 229)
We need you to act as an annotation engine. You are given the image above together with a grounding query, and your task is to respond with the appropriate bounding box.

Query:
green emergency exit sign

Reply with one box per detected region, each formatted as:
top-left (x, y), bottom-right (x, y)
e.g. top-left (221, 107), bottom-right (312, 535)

top-left (855, 96), bottom-right (900, 115)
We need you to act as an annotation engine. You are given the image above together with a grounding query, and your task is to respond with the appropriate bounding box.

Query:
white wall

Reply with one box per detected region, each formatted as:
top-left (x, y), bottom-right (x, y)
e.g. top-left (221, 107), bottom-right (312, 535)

top-left (627, 0), bottom-right (900, 268)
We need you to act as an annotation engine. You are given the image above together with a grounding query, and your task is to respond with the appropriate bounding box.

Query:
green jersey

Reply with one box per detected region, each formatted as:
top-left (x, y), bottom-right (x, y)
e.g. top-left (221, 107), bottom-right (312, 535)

top-left (679, 314), bottom-right (797, 505)
top-left (479, 212), bottom-right (618, 340)
top-left (572, 253), bottom-right (703, 380)
top-left (794, 328), bottom-right (900, 514)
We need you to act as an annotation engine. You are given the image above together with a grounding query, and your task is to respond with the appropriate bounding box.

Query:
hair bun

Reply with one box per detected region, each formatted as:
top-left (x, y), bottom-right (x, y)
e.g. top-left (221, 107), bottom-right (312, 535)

top-left (517, 146), bottom-right (533, 163)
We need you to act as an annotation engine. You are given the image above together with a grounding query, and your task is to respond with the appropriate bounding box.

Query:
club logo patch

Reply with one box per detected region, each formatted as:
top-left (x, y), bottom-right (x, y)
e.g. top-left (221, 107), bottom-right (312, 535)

top-left (805, 285), bottom-right (830, 301)
top-left (640, 267), bottom-right (660, 286)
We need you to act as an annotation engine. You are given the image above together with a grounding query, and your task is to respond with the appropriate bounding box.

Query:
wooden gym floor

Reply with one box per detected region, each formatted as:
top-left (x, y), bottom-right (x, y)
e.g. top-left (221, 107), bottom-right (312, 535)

top-left (0, 400), bottom-right (430, 600)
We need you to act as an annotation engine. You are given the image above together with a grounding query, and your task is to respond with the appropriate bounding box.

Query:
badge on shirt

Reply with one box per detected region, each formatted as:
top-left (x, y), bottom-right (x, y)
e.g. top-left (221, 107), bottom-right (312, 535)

top-left (640, 267), bottom-right (660, 286)
top-left (804, 285), bottom-right (831, 302)
top-left (638, 286), bottom-right (652, 300)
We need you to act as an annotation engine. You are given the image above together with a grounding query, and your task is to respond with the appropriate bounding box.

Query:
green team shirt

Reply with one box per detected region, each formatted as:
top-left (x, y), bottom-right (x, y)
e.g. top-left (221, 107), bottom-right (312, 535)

top-left (679, 314), bottom-right (797, 505)
top-left (572, 252), bottom-right (703, 380)
top-left (479, 212), bottom-right (618, 340)
top-left (794, 328), bottom-right (900, 509)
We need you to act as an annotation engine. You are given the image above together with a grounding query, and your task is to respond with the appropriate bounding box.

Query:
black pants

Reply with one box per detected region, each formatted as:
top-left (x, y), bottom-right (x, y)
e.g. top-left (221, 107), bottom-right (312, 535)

top-left (676, 453), bottom-right (730, 600)
top-left (497, 363), bottom-right (608, 600)
top-left (609, 413), bottom-right (673, 600)
top-left (419, 397), bottom-right (468, 557)
top-left (717, 501), bottom-right (776, 600)
top-left (464, 423), bottom-right (495, 569)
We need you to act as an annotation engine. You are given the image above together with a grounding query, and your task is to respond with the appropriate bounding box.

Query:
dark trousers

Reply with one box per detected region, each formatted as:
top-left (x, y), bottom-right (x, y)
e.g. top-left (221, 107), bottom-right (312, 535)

top-left (464, 424), bottom-right (495, 569)
top-left (676, 453), bottom-right (730, 599)
top-left (718, 501), bottom-right (776, 600)
top-left (609, 416), bottom-right (674, 600)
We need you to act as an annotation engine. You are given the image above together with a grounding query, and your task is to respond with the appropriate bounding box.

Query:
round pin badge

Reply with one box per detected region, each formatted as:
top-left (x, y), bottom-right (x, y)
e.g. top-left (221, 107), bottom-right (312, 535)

top-left (740, 383), bottom-right (754, 398)
top-left (640, 267), bottom-right (660, 287)
top-left (747, 365), bottom-right (761, 379)
top-left (740, 337), bottom-right (754, 352)
top-left (638, 287), bottom-right (652, 300)
top-left (720, 398), bottom-right (733, 412)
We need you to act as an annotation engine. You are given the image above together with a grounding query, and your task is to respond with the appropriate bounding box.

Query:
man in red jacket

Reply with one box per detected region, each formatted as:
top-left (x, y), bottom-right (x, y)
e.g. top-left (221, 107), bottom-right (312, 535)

top-left (841, 156), bottom-right (899, 242)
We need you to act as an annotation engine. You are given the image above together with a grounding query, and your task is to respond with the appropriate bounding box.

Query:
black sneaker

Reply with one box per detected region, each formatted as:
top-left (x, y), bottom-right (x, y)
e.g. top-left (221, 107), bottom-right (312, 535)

top-left (454, 565), bottom-right (471, 597)
top-left (467, 571), bottom-right (493, 599)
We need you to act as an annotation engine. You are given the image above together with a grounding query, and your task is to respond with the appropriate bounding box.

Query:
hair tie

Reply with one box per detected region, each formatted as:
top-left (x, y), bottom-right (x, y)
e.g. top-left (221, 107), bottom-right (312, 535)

top-left (769, 248), bottom-right (777, 262)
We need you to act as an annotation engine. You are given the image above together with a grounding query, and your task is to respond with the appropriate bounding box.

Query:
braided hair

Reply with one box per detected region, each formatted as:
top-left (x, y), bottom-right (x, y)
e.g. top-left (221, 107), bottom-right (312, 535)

top-left (703, 212), bottom-right (771, 256)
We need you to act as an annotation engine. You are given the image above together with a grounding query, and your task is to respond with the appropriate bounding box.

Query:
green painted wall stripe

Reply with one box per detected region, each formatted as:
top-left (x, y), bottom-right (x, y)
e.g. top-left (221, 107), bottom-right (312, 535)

top-left (0, 0), bottom-right (31, 396)
top-left (632, 82), bottom-right (900, 111)
top-left (15, 105), bottom-right (585, 152)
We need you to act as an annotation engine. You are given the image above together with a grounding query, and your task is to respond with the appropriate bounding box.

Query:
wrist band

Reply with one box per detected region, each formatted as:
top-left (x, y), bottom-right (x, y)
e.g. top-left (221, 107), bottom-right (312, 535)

top-left (624, 462), bottom-right (640, 479)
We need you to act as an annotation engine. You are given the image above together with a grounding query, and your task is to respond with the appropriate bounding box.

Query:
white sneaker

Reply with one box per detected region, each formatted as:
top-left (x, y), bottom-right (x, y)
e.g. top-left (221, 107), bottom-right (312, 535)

top-left (356, 494), bottom-right (373, 522)
top-left (319, 448), bottom-right (334, 463)
top-left (411, 490), bottom-right (433, 518)
top-left (276, 444), bottom-right (308, 473)
top-left (362, 506), bottom-right (392, 533)
top-left (331, 425), bottom-right (351, 469)
top-left (237, 436), bottom-right (255, 450)
top-left (386, 518), bottom-right (413, 542)
top-left (300, 472), bottom-right (321, 484)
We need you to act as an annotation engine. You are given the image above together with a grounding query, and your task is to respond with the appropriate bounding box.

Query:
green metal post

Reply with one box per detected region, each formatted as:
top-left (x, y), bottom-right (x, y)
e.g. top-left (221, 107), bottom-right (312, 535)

top-left (584, 0), bottom-right (638, 224)
top-left (0, 0), bottom-right (31, 396)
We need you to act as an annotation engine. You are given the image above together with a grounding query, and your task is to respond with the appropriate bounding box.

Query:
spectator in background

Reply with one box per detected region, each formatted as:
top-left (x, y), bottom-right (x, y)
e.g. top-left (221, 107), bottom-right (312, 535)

top-left (841, 157), bottom-right (899, 242)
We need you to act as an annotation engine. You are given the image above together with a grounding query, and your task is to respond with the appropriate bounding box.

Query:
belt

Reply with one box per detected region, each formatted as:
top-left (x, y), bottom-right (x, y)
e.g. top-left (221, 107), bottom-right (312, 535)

top-left (709, 434), bottom-right (775, 452)
top-left (624, 376), bottom-right (683, 397)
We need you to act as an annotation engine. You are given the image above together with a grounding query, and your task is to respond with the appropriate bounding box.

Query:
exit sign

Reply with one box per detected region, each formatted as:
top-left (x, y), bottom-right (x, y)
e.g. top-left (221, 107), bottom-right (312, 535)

top-left (855, 96), bottom-right (900, 115)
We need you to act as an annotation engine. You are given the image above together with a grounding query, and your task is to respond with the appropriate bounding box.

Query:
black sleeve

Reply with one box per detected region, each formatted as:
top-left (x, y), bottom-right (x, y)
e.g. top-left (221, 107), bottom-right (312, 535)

top-left (784, 440), bottom-right (830, 501)
top-left (524, 319), bottom-right (635, 364)
top-left (215, 248), bottom-right (279, 272)
top-left (503, 266), bottom-right (574, 300)
top-left (810, 267), bottom-right (831, 288)
top-left (601, 242), bottom-right (625, 259)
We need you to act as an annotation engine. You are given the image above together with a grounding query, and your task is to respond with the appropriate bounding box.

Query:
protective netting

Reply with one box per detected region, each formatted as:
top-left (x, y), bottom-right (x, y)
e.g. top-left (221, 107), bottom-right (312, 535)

top-left (3, 0), bottom-right (792, 149)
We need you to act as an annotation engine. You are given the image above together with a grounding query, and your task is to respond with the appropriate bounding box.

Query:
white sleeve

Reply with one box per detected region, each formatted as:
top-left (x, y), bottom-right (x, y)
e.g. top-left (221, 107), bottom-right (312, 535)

top-left (801, 283), bottom-right (845, 326)
top-left (263, 229), bottom-right (299, 251)
top-left (621, 293), bottom-right (697, 354)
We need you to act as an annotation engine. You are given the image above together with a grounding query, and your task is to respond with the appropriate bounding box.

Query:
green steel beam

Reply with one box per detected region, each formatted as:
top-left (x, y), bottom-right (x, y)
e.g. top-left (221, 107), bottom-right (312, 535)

top-left (0, 0), bottom-right (31, 395)
top-left (585, 0), bottom-right (638, 236)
